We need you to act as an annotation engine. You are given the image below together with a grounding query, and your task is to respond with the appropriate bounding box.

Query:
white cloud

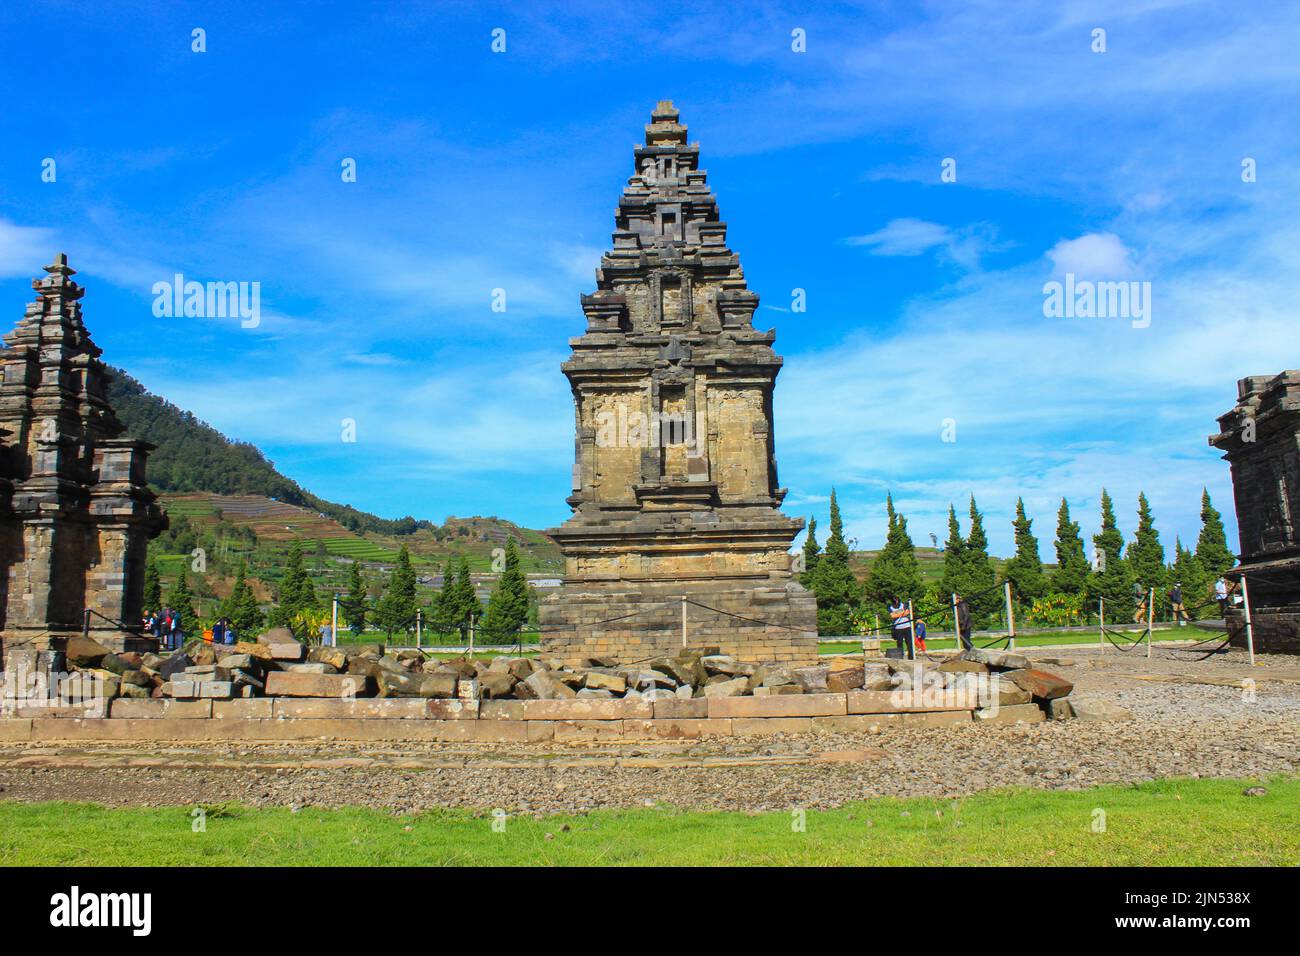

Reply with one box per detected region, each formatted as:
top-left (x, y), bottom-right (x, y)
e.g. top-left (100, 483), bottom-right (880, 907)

top-left (847, 218), bottom-right (952, 256)
top-left (1046, 233), bottom-right (1137, 279)
top-left (0, 220), bottom-right (57, 279)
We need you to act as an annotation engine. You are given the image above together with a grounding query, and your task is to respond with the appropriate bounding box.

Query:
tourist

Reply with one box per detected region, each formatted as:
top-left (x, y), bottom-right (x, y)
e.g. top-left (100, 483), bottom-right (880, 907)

top-left (913, 618), bottom-right (928, 653)
top-left (212, 618), bottom-right (226, 645)
top-left (954, 593), bottom-right (973, 650)
top-left (1132, 581), bottom-right (1148, 625)
top-left (1168, 582), bottom-right (1187, 627)
top-left (169, 607), bottom-right (183, 649)
top-left (159, 607), bottom-right (173, 650)
top-left (1215, 578), bottom-right (1229, 615)
top-left (888, 596), bottom-right (912, 655)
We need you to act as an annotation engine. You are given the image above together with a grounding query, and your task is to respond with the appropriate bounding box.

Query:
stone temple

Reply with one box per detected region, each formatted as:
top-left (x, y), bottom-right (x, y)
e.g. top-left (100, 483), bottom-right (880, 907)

top-left (540, 102), bottom-right (817, 665)
top-left (1211, 370), bottom-right (1300, 654)
top-left (0, 255), bottom-right (165, 658)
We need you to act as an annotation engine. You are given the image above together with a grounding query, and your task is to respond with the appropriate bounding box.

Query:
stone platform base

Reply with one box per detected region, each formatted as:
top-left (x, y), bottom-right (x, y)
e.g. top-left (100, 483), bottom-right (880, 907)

top-left (0, 691), bottom-right (1055, 743)
top-left (1226, 605), bottom-right (1300, 655)
top-left (538, 578), bottom-right (817, 665)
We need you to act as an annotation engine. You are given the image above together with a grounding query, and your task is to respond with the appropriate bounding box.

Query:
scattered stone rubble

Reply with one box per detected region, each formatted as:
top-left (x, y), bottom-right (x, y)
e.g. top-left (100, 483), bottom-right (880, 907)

top-left (9, 627), bottom-right (1100, 723)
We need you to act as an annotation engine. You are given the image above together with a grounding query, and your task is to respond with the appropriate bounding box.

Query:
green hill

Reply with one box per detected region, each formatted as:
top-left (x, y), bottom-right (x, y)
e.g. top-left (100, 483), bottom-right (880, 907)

top-left (106, 366), bottom-right (562, 622)
top-left (106, 366), bottom-right (436, 537)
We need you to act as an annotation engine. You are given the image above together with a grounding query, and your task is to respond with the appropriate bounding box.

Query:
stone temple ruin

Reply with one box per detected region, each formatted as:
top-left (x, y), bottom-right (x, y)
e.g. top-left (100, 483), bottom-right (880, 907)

top-left (1211, 370), bottom-right (1300, 653)
top-left (539, 102), bottom-right (817, 665)
top-left (0, 255), bottom-right (166, 658)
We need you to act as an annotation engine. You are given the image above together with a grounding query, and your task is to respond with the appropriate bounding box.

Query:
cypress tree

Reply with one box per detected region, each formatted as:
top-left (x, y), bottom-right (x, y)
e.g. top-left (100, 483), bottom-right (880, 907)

top-left (1170, 537), bottom-right (1210, 619)
top-left (375, 545), bottom-right (418, 636)
top-left (1128, 492), bottom-right (1167, 594)
top-left (277, 541), bottom-right (317, 617)
top-left (429, 560), bottom-right (457, 636)
top-left (340, 560), bottom-right (368, 633)
top-left (221, 561), bottom-right (263, 636)
top-left (1002, 497), bottom-right (1046, 602)
top-left (939, 505), bottom-right (965, 597)
top-left (1088, 488), bottom-right (1133, 610)
top-left (800, 517), bottom-right (821, 586)
top-left (1194, 488), bottom-right (1235, 577)
top-left (864, 493), bottom-right (922, 613)
top-left (143, 556), bottom-right (163, 612)
top-left (484, 538), bottom-right (530, 639)
top-left (808, 490), bottom-right (861, 635)
top-left (447, 556), bottom-right (488, 639)
top-left (450, 555), bottom-right (481, 637)
top-left (1051, 498), bottom-right (1090, 595)
top-left (167, 566), bottom-right (197, 624)
top-left (963, 496), bottom-right (999, 622)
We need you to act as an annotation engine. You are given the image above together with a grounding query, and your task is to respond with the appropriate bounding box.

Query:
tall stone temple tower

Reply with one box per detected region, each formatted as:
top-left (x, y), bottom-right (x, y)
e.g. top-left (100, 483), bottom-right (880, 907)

top-left (0, 254), bottom-right (165, 657)
top-left (540, 102), bottom-right (817, 665)
top-left (1210, 371), bottom-right (1300, 654)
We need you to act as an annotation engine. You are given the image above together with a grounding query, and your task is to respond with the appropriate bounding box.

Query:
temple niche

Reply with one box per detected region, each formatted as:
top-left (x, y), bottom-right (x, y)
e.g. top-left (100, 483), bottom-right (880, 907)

top-left (1210, 371), bottom-right (1300, 654)
top-left (539, 102), bottom-right (818, 665)
top-left (0, 255), bottom-right (166, 658)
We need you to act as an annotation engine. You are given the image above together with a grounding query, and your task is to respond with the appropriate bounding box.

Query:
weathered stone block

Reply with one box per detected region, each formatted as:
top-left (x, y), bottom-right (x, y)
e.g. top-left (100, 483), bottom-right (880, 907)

top-left (845, 690), bottom-right (973, 714)
top-left (622, 718), bottom-right (733, 739)
top-left (652, 697), bottom-right (708, 719)
top-left (973, 703), bottom-right (1046, 725)
top-left (264, 671), bottom-right (367, 698)
top-left (520, 698), bottom-right (653, 720)
top-left (426, 699), bottom-right (479, 720)
top-left (707, 693), bottom-right (847, 719)
top-left (731, 717), bottom-right (814, 735)
top-left (110, 699), bottom-right (211, 719)
top-left (213, 699), bottom-right (273, 719)
top-left (958, 648), bottom-right (1031, 670)
top-left (1069, 699), bottom-right (1133, 722)
top-left (1002, 668), bottom-right (1074, 701)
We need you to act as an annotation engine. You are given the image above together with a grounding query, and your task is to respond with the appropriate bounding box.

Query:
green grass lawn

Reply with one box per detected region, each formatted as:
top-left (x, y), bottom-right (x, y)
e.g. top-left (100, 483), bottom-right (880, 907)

top-left (817, 625), bottom-right (1222, 655)
top-left (2, 776), bottom-right (1293, 866)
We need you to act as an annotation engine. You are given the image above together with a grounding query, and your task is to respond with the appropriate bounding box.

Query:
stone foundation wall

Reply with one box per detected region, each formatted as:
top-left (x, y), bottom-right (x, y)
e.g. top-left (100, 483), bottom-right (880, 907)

top-left (1225, 605), bottom-right (1300, 655)
top-left (539, 579), bottom-right (818, 665)
top-left (0, 690), bottom-right (1048, 744)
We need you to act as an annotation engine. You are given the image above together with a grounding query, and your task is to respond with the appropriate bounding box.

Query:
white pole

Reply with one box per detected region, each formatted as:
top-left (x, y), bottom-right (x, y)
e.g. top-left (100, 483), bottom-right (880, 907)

top-left (1241, 575), bottom-right (1257, 666)
top-left (1005, 582), bottom-right (1016, 652)
top-left (416, 608), bottom-right (422, 650)
top-left (951, 592), bottom-right (960, 651)
top-left (1146, 587), bottom-right (1154, 659)
top-left (469, 617), bottom-right (475, 656)
top-left (907, 599), bottom-right (916, 661)
top-left (1098, 597), bottom-right (1105, 653)
top-left (681, 595), bottom-right (687, 648)
top-left (331, 596), bottom-right (338, 648)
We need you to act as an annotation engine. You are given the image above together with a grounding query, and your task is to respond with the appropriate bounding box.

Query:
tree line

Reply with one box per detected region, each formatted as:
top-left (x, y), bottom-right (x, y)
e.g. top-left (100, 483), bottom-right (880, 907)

top-left (144, 537), bottom-right (536, 643)
top-left (800, 488), bottom-right (1235, 635)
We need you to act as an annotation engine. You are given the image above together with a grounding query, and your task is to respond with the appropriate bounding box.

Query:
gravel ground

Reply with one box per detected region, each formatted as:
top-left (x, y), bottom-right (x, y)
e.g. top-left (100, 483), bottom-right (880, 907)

top-left (1, 647), bottom-right (1296, 814)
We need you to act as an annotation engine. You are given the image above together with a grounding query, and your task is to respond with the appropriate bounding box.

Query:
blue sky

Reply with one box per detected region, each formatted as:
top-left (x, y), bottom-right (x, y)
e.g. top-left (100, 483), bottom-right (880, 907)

top-left (2, 1), bottom-right (1296, 558)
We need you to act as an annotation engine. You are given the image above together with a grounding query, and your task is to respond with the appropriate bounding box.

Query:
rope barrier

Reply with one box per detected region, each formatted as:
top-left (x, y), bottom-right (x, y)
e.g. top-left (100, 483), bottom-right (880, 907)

top-left (683, 598), bottom-right (810, 632)
top-left (1101, 624), bottom-right (1145, 653)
